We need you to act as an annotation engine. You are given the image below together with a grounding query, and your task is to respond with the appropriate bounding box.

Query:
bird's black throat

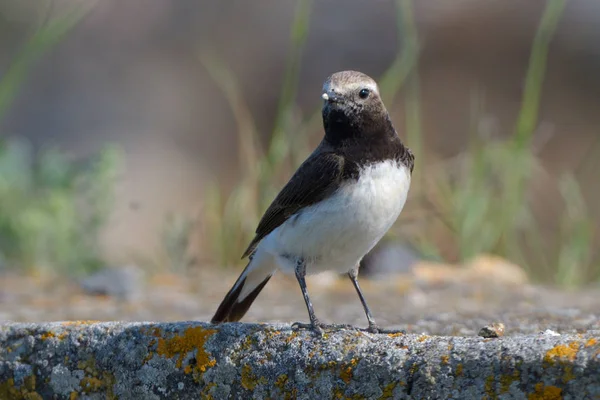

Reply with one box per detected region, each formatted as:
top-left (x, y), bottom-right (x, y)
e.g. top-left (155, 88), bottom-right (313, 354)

top-left (322, 106), bottom-right (414, 174)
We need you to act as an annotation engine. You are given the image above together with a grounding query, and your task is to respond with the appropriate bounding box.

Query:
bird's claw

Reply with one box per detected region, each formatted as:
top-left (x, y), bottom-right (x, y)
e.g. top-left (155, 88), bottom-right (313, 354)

top-left (366, 324), bottom-right (382, 333)
top-left (292, 321), bottom-right (323, 335)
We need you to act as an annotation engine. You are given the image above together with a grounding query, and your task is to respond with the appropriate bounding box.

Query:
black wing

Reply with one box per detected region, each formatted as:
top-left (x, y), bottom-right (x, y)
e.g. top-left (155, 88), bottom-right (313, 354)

top-left (241, 151), bottom-right (347, 258)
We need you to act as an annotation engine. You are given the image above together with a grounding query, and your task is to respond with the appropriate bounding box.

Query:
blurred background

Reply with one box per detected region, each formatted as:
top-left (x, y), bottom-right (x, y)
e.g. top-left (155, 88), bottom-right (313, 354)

top-left (0, 0), bottom-right (598, 333)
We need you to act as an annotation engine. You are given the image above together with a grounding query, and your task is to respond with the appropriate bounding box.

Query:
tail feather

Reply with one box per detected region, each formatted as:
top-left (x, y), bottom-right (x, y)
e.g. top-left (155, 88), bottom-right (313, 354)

top-left (211, 255), bottom-right (273, 323)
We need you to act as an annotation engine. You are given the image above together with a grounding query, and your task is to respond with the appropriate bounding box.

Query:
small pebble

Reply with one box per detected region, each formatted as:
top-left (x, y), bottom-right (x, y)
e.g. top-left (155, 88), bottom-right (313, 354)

top-left (478, 322), bottom-right (505, 338)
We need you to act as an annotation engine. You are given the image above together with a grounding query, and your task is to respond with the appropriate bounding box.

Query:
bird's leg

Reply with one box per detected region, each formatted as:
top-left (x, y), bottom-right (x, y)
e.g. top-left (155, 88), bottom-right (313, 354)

top-left (348, 266), bottom-right (381, 333)
top-left (292, 259), bottom-right (323, 333)
top-left (292, 260), bottom-right (358, 333)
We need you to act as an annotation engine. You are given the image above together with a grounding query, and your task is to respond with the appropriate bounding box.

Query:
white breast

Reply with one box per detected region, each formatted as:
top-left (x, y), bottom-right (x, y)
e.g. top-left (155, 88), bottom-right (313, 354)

top-left (258, 159), bottom-right (411, 275)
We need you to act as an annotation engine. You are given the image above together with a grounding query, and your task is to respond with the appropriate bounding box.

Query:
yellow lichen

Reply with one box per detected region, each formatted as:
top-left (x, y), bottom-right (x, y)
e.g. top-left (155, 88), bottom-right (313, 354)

top-left (499, 370), bottom-right (520, 394)
top-left (409, 363), bottom-right (419, 377)
top-left (75, 356), bottom-right (116, 399)
top-left (320, 360), bottom-right (337, 371)
top-left (286, 388), bottom-right (298, 400)
top-left (284, 331), bottom-right (300, 344)
top-left (483, 375), bottom-right (498, 400)
top-left (528, 383), bottom-right (562, 400)
top-left (40, 330), bottom-right (68, 341)
top-left (585, 338), bottom-right (597, 347)
top-left (24, 376), bottom-right (36, 392)
top-left (562, 365), bottom-right (575, 383)
top-left (455, 364), bottom-right (464, 377)
top-left (387, 332), bottom-right (404, 338)
top-left (241, 365), bottom-right (257, 391)
top-left (0, 379), bottom-right (17, 399)
top-left (340, 358), bottom-right (358, 384)
top-left (542, 341), bottom-right (582, 386)
top-left (80, 377), bottom-right (104, 393)
top-left (379, 382), bottom-right (397, 399)
top-left (544, 342), bottom-right (580, 365)
top-left (275, 374), bottom-right (288, 390)
top-left (61, 320), bottom-right (101, 326)
top-left (440, 355), bottom-right (449, 365)
top-left (0, 375), bottom-right (42, 400)
top-left (200, 382), bottom-right (217, 399)
top-left (155, 326), bottom-right (218, 375)
top-left (417, 335), bottom-right (429, 342)
top-left (264, 329), bottom-right (281, 340)
top-left (484, 375), bottom-right (497, 400)
top-left (240, 334), bottom-right (259, 352)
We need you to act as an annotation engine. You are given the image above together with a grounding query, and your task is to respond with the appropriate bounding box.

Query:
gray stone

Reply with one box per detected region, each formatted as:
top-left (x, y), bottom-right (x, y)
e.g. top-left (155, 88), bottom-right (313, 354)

top-left (1, 322), bottom-right (599, 399)
top-left (79, 265), bottom-right (143, 300)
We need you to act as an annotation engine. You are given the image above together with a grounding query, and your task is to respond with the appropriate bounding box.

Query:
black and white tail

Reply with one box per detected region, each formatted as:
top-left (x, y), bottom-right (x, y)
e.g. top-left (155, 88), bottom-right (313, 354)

top-left (211, 254), bottom-right (274, 323)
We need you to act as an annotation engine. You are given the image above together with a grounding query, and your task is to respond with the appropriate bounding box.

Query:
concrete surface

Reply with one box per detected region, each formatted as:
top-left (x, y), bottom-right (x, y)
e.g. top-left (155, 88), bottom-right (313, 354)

top-left (1, 322), bottom-right (599, 399)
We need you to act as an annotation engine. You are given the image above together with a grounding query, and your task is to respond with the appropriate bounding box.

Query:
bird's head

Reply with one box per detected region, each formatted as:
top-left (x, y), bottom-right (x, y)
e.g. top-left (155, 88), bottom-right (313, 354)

top-left (321, 70), bottom-right (391, 141)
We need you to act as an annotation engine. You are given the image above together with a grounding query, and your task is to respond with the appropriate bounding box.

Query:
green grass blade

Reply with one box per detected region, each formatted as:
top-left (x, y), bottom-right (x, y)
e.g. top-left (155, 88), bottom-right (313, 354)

top-left (268, 0), bottom-right (313, 168)
top-left (395, 0), bottom-right (422, 175)
top-left (0, 3), bottom-right (95, 120)
top-left (514, 0), bottom-right (566, 149)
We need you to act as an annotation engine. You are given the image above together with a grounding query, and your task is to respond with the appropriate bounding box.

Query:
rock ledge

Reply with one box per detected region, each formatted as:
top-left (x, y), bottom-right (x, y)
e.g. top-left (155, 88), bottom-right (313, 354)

top-left (1, 322), bottom-right (599, 399)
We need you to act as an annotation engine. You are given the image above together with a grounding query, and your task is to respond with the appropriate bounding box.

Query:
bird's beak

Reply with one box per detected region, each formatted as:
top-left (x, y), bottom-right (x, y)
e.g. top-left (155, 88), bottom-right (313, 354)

top-left (321, 91), bottom-right (341, 103)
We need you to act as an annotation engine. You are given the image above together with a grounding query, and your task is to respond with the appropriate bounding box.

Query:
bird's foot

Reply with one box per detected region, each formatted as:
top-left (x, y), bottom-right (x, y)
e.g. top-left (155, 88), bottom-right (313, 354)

top-left (360, 323), bottom-right (406, 335)
top-left (292, 321), bottom-right (323, 335)
top-left (365, 323), bottom-right (382, 333)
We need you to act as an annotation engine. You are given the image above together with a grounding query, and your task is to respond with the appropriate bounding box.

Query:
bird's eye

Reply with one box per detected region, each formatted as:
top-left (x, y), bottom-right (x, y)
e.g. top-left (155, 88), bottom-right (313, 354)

top-left (358, 88), bottom-right (370, 99)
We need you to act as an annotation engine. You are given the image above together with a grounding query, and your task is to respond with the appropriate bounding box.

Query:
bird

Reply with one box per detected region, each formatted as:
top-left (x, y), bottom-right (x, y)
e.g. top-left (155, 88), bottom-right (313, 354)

top-left (211, 70), bottom-right (414, 333)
